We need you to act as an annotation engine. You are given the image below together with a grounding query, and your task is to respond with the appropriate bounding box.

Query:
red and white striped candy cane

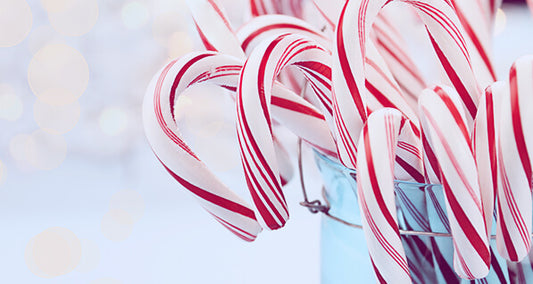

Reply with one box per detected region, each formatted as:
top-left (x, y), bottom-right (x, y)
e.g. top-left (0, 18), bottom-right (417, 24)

top-left (419, 85), bottom-right (490, 279)
top-left (187, 0), bottom-right (246, 59)
top-left (473, 82), bottom-right (504, 236)
top-left (496, 56), bottom-right (533, 262)
top-left (143, 51), bottom-right (337, 238)
top-left (237, 33), bottom-right (334, 229)
top-left (249, 0), bottom-right (306, 19)
top-left (237, 14), bottom-right (331, 55)
top-left (236, 11), bottom-right (425, 184)
top-left (372, 13), bottom-right (427, 110)
top-left (356, 108), bottom-right (413, 283)
top-left (333, 0), bottom-right (482, 169)
top-left (143, 55), bottom-right (261, 242)
top-left (236, 14), bottom-right (332, 99)
top-left (189, 0), bottom-right (321, 180)
top-left (313, 0), bottom-right (428, 114)
top-left (449, 0), bottom-right (497, 89)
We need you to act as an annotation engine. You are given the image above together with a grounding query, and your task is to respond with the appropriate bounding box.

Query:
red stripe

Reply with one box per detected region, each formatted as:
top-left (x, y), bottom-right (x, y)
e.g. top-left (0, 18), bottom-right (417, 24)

top-left (363, 124), bottom-right (400, 238)
top-left (434, 86), bottom-right (471, 148)
top-left (208, 211), bottom-right (257, 242)
top-left (499, 147), bottom-right (530, 251)
top-left (485, 87), bottom-right (498, 201)
top-left (441, 174), bottom-right (491, 267)
top-left (337, 1), bottom-right (367, 122)
top-left (193, 21), bottom-right (218, 53)
top-left (359, 188), bottom-right (411, 275)
top-left (157, 157), bottom-right (257, 220)
top-left (395, 156), bottom-right (425, 183)
top-left (270, 96), bottom-right (325, 120)
top-left (207, 0), bottom-right (233, 31)
top-left (422, 106), bottom-right (482, 212)
top-left (238, 142), bottom-right (285, 229)
top-left (154, 59), bottom-right (199, 160)
top-left (497, 196), bottom-right (519, 261)
top-left (241, 23), bottom-right (324, 52)
top-left (429, 33), bottom-right (477, 120)
top-left (453, 3), bottom-right (496, 81)
top-left (509, 65), bottom-right (532, 187)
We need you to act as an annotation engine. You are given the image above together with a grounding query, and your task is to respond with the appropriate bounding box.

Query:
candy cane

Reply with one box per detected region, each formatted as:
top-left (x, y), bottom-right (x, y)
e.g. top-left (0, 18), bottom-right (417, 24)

top-left (356, 108), bottom-right (413, 283)
top-left (449, 0), bottom-right (497, 89)
top-left (249, 0), bottom-right (306, 19)
top-left (372, 9), bottom-right (428, 109)
top-left (237, 15), bottom-right (331, 55)
top-left (496, 56), bottom-right (533, 262)
top-left (143, 56), bottom-right (261, 242)
top-left (237, 13), bottom-right (424, 182)
top-left (143, 51), bottom-right (337, 238)
top-left (237, 33), bottom-right (334, 229)
top-left (187, 0), bottom-right (245, 59)
top-left (189, 0), bottom-right (313, 181)
top-left (333, 0), bottom-right (482, 170)
top-left (419, 85), bottom-right (490, 279)
top-left (473, 82), bottom-right (504, 235)
top-left (236, 15), bottom-right (332, 101)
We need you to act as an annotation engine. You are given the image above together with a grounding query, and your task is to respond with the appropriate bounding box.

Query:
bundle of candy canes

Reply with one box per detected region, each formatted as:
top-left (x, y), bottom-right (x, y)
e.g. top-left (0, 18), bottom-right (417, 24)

top-left (143, 0), bottom-right (533, 281)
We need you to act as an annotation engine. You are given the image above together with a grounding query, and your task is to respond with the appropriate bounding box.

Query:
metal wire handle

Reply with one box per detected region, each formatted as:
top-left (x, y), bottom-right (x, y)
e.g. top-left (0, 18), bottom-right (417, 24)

top-left (296, 138), bottom-right (527, 239)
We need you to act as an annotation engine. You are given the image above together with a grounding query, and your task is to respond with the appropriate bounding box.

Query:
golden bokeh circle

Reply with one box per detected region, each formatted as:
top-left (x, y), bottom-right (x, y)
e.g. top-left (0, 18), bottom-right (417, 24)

top-left (101, 209), bottom-right (134, 242)
top-left (25, 227), bottom-right (81, 278)
top-left (25, 130), bottom-right (67, 170)
top-left (28, 44), bottom-right (89, 106)
top-left (47, 0), bottom-right (99, 36)
top-left (34, 99), bottom-right (81, 134)
top-left (0, 0), bottom-right (33, 47)
top-left (0, 83), bottom-right (23, 121)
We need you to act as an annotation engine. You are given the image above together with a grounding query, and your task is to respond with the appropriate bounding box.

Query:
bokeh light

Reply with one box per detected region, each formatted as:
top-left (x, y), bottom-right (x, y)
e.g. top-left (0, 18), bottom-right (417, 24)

top-left (28, 25), bottom-right (65, 54)
top-left (28, 44), bottom-right (89, 106)
top-left (0, 0), bottom-right (32, 47)
top-left (40, 0), bottom-right (70, 13)
top-left (46, 0), bottom-right (99, 36)
top-left (25, 130), bottom-right (67, 170)
top-left (75, 239), bottom-right (100, 273)
top-left (121, 1), bottom-right (149, 30)
top-left (109, 190), bottom-right (145, 223)
top-left (25, 227), bottom-right (81, 278)
top-left (101, 209), bottom-right (134, 241)
top-left (167, 31), bottom-right (194, 59)
top-left (178, 85), bottom-right (228, 138)
top-left (99, 107), bottom-right (130, 136)
top-left (152, 12), bottom-right (187, 47)
top-left (0, 83), bottom-right (23, 121)
top-left (9, 134), bottom-right (31, 165)
top-left (495, 8), bottom-right (506, 36)
top-left (34, 99), bottom-right (81, 134)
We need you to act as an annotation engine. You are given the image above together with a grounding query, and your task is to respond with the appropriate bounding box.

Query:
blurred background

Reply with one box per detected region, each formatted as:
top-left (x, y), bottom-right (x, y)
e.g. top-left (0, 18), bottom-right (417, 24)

top-left (0, 0), bottom-right (532, 283)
